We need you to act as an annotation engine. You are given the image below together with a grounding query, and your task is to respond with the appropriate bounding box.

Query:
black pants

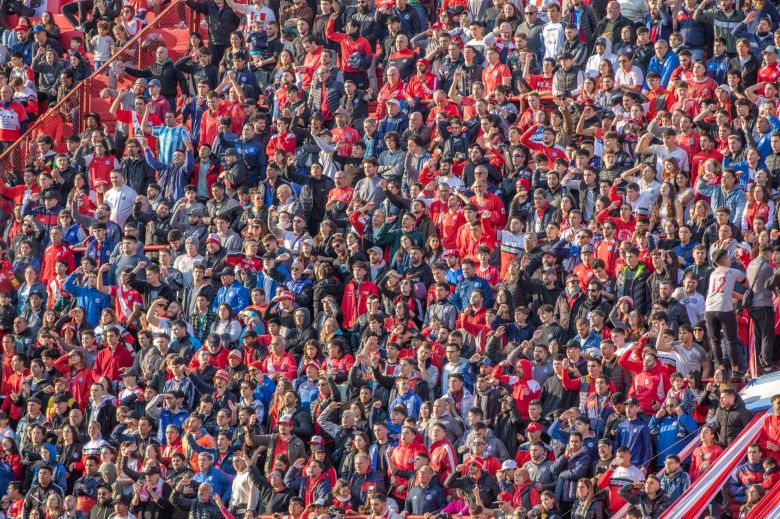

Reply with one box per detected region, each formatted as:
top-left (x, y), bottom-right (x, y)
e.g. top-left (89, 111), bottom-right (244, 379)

top-left (208, 42), bottom-right (227, 67)
top-left (61, 0), bottom-right (93, 26)
top-left (750, 306), bottom-right (776, 368)
top-left (705, 310), bottom-right (741, 372)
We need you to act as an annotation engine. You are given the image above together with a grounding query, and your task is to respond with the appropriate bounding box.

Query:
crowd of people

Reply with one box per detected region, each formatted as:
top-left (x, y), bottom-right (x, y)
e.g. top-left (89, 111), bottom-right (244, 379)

top-left (5, 0), bottom-right (780, 516)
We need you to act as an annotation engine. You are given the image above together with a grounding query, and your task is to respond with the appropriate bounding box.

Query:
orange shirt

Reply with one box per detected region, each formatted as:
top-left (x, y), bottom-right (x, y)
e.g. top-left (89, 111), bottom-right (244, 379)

top-left (482, 62), bottom-right (511, 94)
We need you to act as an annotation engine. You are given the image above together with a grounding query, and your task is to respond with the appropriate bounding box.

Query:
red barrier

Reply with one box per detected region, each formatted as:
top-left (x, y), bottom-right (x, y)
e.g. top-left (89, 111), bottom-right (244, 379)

top-left (72, 245), bottom-right (167, 253)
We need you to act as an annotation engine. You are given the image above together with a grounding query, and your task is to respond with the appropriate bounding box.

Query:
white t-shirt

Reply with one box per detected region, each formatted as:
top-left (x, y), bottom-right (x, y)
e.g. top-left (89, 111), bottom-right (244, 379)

top-left (705, 267), bottom-right (746, 312)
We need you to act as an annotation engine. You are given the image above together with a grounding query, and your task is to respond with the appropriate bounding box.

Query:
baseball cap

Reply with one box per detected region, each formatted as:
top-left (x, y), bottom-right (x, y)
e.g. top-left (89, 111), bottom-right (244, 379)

top-left (142, 466), bottom-right (161, 476)
top-left (277, 417), bottom-right (293, 426)
top-left (500, 460), bottom-right (518, 471)
top-left (495, 492), bottom-right (514, 504)
top-left (32, 24), bottom-right (45, 33)
top-left (582, 244), bottom-right (595, 253)
top-left (368, 246), bottom-right (383, 255)
top-left (625, 397), bottom-right (639, 406)
top-left (213, 370), bottom-right (230, 381)
top-left (205, 233), bottom-right (222, 245)
top-left (309, 435), bottom-right (325, 445)
top-left (148, 79), bottom-right (161, 87)
top-left (526, 422), bottom-right (542, 433)
top-left (763, 46), bottom-right (777, 53)
top-left (274, 291), bottom-right (295, 302)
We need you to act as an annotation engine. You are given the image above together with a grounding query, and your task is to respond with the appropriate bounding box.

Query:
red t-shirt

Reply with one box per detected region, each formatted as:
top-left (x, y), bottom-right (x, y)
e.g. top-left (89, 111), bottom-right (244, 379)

top-left (108, 285), bottom-right (143, 323)
top-left (0, 101), bottom-right (28, 142)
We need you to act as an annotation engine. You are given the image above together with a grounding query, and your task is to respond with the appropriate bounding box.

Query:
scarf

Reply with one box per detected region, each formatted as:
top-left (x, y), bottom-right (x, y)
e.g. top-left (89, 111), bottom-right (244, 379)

top-left (139, 477), bottom-right (164, 502)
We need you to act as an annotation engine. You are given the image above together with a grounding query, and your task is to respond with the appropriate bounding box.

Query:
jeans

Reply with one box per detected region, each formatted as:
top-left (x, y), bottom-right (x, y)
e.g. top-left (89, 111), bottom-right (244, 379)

top-left (705, 310), bottom-right (741, 372)
top-left (61, 0), bottom-right (93, 26)
top-left (749, 306), bottom-right (776, 368)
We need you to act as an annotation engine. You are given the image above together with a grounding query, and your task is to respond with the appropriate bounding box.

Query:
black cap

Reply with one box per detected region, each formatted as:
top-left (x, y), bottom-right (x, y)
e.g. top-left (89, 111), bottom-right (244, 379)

top-left (54, 394), bottom-right (70, 404)
top-left (27, 397), bottom-right (42, 406)
top-left (625, 397), bottom-right (639, 406)
top-left (224, 148), bottom-right (238, 157)
top-left (219, 267), bottom-right (235, 277)
top-left (43, 189), bottom-right (58, 199)
top-left (560, 52), bottom-right (574, 60)
top-left (142, 466), bottom-right (161, 476)
top-left (121, 368), bottom-right (140, 378)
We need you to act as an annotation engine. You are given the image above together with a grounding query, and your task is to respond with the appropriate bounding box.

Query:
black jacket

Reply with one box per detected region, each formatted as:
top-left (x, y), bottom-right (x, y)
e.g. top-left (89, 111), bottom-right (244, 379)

top-left (170, 492), bottom-right (222, 519)
top-left (618, 485), bottom-right (671, 519)
top-left (174, 57), bottom-right (220, 95)
top-left (184, 0), bottom-right (240, 47)
top-left (131, 482), bottom-right (175, 519)
top-left (443, 470), bottom-right (501, 509)
top-left (714, 401), bottom-right (753, 447)
top-left (124, 59), bottom-right (187, 101)
top-left (120, 156), bottom-right (156, 195)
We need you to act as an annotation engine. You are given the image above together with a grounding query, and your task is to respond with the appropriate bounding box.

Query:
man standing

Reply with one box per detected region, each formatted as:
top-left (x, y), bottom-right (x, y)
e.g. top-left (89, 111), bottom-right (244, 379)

top-left (749, 244), bottom-right (775, 373)
top-left (705, 248), bottom-right (748, 378)
top-left (103, 170), bottom-right (138, 228)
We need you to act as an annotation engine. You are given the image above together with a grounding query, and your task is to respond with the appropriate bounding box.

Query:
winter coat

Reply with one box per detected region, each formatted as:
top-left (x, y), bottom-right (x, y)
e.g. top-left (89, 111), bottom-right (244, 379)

top-left (124, 58), bottom-right (186, 101)
top-left (551, 447), bottom-right (593, 502)
top-left (618, 485), bottom-right (671, 519)
top-left (616, 264), bottom-right (651, 315)
top-left (170, 491), bottom-right (222, 519)
top-left (714, 402), bottom-right (753, 447)
top-left (184, 0), bottom-right (240, 47)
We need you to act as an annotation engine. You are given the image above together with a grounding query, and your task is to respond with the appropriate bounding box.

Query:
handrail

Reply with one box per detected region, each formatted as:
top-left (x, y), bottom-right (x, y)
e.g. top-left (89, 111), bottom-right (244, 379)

top-left (0, 81), bottom-right (85, 178)
top-left (744, 470), bottom-right (780, 518)
top-left (660, 409), bottom-right (770, 519)
top-left (0, 0), bottom-right (187, 173)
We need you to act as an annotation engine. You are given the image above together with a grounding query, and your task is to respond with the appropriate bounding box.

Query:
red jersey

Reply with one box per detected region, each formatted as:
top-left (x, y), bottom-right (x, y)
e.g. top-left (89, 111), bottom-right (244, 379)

top-left (41, 243), bottom-right (76, 285)
top-left (199, 105), bottom-right (228, 147)
top-left (0, 100), bottom-right (28, 142)
top-left (331, 127), bottom-right (360, 157)
top-left (265, 132), bottom-right (297, 158)
top-left (108, 284), bottom-right (143, 323)
top-left (437, 209), bottom-right (467, 249)
top-left (519, 125), bottom-right (567, 168)
top-left (482, 62), bottom-right (511, 94)
top-left (261, 352), bottom-right (297, 381)
top-left (87, 155), bottom-right (121, 190)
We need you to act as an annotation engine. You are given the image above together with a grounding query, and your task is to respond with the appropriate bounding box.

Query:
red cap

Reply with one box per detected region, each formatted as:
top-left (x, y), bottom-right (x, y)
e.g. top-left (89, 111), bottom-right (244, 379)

top-left (466, 456), bottom-right (485, 470)
top-left (305, 361), bottom-right (320, 372)
top-left (277, 417), bottom-right (293, 426)
top-left (228, 350), bottom-right (242, 359)
top-left (274, 291), bottom-right (295, 302)
top-left (526, 422), bottom-right (542, 433)
top-left (516, 178), bottom-right (531, 192)
top-left (15, 23), bottom-right (29, 31)
top-left (417, 58), bottom-right (430, 69)
top-left (495, 492), bottom-right (514, 503)
top-left (213, 370), bottom-right (230, 381)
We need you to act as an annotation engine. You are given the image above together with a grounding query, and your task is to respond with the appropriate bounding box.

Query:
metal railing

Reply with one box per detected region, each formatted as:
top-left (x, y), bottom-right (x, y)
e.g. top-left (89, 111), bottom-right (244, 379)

top-left (0, 0), bottom-right (199, 179)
